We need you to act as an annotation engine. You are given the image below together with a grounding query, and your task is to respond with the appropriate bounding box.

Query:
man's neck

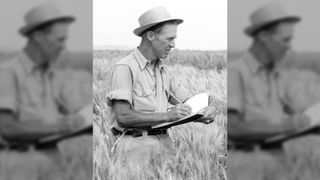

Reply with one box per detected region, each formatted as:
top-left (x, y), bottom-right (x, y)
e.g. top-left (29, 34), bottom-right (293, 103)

top-left (24, 42), bottom-right (49, 71)
top-left (138, 41), bottom-right (158, 65)
top-left (249, 42), bottom-right (275, 71)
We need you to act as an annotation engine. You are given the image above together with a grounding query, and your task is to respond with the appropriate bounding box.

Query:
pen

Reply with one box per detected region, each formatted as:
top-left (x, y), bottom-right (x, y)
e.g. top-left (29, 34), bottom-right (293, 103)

top-left (165, 89), bottom-right (183, 104)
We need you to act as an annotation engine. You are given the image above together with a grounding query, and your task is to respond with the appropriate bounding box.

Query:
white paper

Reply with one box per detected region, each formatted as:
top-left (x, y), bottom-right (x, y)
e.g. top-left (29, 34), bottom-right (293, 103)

top-left (184, 92), bottom-right (209, 113)
top-left (152, 92), bottom-right (209, 129)
top-left (303, 102), bottom-right (320, 126)
top-left (264, 101), bottom-right (320, 144)
top-left (78, 103), bottom-right (93, 126)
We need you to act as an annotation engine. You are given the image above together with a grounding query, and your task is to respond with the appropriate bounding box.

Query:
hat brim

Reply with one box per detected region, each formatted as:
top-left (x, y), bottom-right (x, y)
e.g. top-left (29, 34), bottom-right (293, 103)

top-left (133, 18), bottom-right (183, 36)
top-left (19, 15), bottom-right (75, 36)
top-left (245, 15), bottom-right (300, 36)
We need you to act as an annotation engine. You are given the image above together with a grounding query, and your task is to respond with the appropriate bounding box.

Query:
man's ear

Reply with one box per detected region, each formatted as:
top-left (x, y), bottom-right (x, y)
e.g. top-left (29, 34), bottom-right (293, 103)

top-left (32, 31), bottom-right (44, 43)
top-left (257, 31), bottom-right (270, 44)
top-left (146, 31), bottom-right (155, 41)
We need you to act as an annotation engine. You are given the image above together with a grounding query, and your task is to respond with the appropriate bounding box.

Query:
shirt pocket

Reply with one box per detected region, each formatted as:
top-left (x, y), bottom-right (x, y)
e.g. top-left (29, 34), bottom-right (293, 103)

top-left (132, 86), bottom-right (155, 112)
top-left (133, 86), bottom-right (153, 97)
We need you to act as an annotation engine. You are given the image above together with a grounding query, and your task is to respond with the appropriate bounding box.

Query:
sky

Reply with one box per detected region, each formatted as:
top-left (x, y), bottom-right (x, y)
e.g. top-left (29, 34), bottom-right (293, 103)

top-left (93, 0), bottom-right (227, 51)
top-left (0, 0), bottom-right (92, 52)
top-left (229, 0), bottom-right (320, 52)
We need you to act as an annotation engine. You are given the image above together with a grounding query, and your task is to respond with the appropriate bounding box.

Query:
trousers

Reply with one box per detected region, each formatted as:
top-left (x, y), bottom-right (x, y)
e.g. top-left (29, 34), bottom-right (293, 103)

top-left (115, 133), bottom-right (174, 166)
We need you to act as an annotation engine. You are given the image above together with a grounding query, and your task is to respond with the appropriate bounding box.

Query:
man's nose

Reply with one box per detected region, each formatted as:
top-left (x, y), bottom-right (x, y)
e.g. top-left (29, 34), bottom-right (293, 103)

top-left (286, 43), bottom-right (291, 50)
top-left (60, 42), bottom-right (66, 50)
top-left (169, 40), bottom-right (175, 48)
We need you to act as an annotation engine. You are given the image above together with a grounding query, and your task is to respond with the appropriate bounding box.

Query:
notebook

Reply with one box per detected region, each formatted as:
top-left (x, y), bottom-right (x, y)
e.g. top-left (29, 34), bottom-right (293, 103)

top-left (152, 92), bottom-right (209, 129)
top-left (263, 102), bottom-right (320, 145)
top-left (36, 103), bottom-right (93, 146)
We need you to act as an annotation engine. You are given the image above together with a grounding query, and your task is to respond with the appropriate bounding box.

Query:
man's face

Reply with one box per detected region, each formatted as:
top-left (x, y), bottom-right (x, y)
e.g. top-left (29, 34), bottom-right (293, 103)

top-left (263, 22), bottom-right (295, 63)
top-left (37, 22), bottom-right (70, 63)
top-left (151, 23), bottom-right (177, 59)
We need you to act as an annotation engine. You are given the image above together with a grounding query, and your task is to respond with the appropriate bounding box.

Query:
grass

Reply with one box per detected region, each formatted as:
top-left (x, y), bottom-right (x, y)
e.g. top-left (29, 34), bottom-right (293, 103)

top-left (1, 48), bottom-right (319, 179)
top-left (93, 49), bottom-right (227, 180)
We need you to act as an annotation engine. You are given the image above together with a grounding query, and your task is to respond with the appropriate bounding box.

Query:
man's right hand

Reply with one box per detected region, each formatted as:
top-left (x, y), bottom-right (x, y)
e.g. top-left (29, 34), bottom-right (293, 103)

top-left (167, 104), bottom-right (192, 122)
top-left (284, 114), bottom-right (311, 133)
top-left (57, 114), bottom-right (86, 133)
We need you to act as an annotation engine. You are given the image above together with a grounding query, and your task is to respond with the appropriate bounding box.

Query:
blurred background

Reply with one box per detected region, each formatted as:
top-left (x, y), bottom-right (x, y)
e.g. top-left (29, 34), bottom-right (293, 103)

top-left (0, 1), bottom-right (92, 180)
top-left (228, 0), bottom-right (320, 179)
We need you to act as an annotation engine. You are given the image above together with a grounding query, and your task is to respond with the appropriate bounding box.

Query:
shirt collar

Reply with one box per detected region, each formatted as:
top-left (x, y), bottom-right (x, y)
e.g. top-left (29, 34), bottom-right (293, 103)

top-left (18, 51), bottom-right (37, 74)
top-left (245, 51), bottom-right (279, 76)
top-left (18, 51), bottom-right (54, 76)
top-left (244, 51), bottom-right (262, 75)
top-left (133, 47), bottom-right (166, 70)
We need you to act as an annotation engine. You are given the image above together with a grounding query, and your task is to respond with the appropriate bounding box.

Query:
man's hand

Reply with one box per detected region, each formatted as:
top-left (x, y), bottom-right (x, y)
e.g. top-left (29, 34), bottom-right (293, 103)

top-left (63, 114), bottom-right (86, 131)
top-left (284, 114), bottom-right (311, 133)
top-left (196, 106), bottom-right (218, 124)
top-left (167, 104), bottom-right (192, 122)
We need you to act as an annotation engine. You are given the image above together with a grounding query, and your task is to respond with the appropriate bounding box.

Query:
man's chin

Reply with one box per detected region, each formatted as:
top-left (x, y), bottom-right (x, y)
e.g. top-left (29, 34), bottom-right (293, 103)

top-left (51, 53), bottom-right (61, 62)
top-left (161, 53), bottom-right (170, 59)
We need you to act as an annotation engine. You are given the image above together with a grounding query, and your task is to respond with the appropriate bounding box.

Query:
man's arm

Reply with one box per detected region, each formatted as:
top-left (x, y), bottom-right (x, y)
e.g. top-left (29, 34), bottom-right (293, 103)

top-left (0, 110), bottom-right (69, 143)
top-left (167, 71), bottom-right (218, 124)
top-left (113, 100), bottom-right (191, 129)
top-left (228, 110), bottom-right (288, 142)
top-left (227, 67), bottom-right (291, 141)
top-left (0, 69), bottom-right (71, 143)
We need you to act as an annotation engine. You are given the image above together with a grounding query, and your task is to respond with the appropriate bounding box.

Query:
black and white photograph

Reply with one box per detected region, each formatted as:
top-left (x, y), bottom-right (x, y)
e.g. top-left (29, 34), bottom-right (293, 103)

top-left (93, 0), bottom-right (227, 179)
top-left (0, 0), bottom-right (93, 179)
top-left (228, 0), bottom-right (320, 179)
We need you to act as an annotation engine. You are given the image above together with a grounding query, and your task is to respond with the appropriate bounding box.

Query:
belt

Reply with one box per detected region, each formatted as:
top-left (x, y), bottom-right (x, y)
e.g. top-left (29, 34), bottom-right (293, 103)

top-left (111, 127), bottom-right (168, 137)
top-left (228, 142), bottom-right (282, 152)
top-left (0, 142), bottom-right (57, 152)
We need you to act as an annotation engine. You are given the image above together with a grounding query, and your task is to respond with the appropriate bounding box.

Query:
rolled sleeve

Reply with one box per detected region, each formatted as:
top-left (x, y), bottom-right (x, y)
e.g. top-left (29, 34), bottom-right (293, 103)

top-left (228, 68), bottom-right (244, 114)
top-left (0, 69), bottom-right (18, 113)
top-left (106, 65), bottom-right (133, 106)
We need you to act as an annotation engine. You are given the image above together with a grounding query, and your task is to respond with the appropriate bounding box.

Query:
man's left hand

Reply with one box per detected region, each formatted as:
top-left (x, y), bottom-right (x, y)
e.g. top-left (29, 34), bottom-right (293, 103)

top-left (196, 106), bottom-right (219, 124)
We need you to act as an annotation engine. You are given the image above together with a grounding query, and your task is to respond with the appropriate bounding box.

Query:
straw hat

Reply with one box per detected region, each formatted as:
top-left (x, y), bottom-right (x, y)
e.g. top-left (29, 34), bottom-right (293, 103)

top-left (19, 2), bottom-right (75, 36)
top-left (133, 6), bottom-right (183, 36)
top-left (245, 2), bottom-right (300, 36)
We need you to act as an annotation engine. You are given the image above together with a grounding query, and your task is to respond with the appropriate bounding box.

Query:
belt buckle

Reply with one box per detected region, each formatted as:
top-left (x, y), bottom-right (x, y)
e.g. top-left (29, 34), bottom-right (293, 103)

top-left (142, 131), bottom-right (148, 137)
top-left (253, 144), bottom-right (261, 152)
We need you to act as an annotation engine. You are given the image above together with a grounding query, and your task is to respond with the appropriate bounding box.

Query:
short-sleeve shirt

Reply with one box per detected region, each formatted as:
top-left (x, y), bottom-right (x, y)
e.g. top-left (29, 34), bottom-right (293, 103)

top-left (0, 51), bottom-right (62, 124)
top-left (228, 51), bottom-right (288, 124)
top-left (107, 48), bottom-right (191, 130)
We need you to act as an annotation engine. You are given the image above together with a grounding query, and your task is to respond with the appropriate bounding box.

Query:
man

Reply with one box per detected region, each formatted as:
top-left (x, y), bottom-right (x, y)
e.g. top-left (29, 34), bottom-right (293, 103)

top-left (228, 3), bottom-right (310, 179)
top-left (0, 2), bottom-right (85, 179)
top-left (228, 2), bottom-right (310, 147)
top-left (0, 2), bottom-right (85, 145)
top-left (107, 6), bottom-right (217, 164)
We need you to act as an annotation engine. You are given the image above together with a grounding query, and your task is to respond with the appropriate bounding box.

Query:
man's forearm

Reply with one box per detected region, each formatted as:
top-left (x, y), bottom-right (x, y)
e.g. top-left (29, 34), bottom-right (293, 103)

top-left (228, 120), bottom-right (285, 141)
top-left (0, 112), bottom-right (67, 142)
top-left (113, 101), bottom-right (177, 129)
top-left (1, 121), bottom-right (66, 142)
top-left (116, 109), bottom-right (173, 128)
top-left (228, 112), bottom-right (286, 142)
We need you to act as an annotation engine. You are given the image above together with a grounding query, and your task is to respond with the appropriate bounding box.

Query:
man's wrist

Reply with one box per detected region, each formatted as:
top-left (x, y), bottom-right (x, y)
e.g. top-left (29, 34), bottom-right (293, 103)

top-left (55, 120), bottom-right (70, 134)
top-left (164, 110), bottom-right (174, 122)
top-left (280, 121), bottom-right (293, 134)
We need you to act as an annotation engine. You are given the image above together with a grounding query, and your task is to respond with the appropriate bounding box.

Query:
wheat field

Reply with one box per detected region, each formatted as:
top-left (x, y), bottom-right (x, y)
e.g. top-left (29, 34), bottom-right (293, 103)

top-left (93, 49), bottom-right (227, 180)
top-left (1, 49), bottom-right (319, 179)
